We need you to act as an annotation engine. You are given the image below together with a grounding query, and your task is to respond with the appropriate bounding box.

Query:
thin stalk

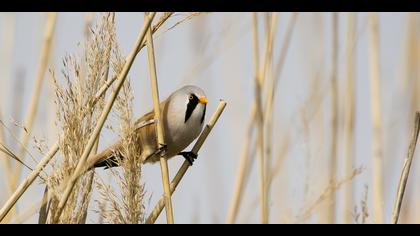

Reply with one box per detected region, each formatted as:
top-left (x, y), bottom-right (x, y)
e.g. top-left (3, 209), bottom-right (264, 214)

top-left (13, 12), bottom-right (57, 189)
top-left (0, 141), bottom-right (59, 221)
top-left (7, 69), bottom-right (26, 202)
top-left (273, 13), bottom-right (298, 83)
top-left (0, 113), bottom-right (12, 197)
top-left (242, 132), bottom-right (291, 224)
top-left (137, 12), bottom-right (174, 54)
top-left (52, 12), bottom-right (156, 222)
top-left (256, 12), bottom-right (277, 224)
top-left (327, 12), bottom-right (339, 224)
top-left (146, 101), bottom-right (227, 224)
top-left (78, 138), bottom-right (100, 224)
top-left (368, 12), bottom-right (384, 224)
top-left (262, 13), bottom-right (278, 223)
top-left (226, 106), bottom-right (256, 224)
top-left (145, 12), bottom-right (174, 224)
top-left (391, 112), bottom-right (420, 224)
top-left (343, 12), bottom-right (357, 224)
top-left (252, 12), bottom-right (268, 224)
top-left (0, 110), bottom-right (13, 223)
top-left (0, 14), bottom-right (17, 213)
top-left (296, 167), bottom-right (364, 223)
top-left (3, 70), bottom-right (26, 217)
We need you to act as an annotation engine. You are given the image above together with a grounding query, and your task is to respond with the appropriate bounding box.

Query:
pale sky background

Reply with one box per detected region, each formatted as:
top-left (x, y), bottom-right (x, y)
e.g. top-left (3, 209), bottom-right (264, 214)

top-left (0, 12), bottom-right (418, 223)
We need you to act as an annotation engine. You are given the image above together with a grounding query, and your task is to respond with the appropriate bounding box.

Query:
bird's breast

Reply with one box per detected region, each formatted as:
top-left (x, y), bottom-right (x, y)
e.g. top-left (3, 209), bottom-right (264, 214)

top-left (164, 116), bottom-right (203, 158)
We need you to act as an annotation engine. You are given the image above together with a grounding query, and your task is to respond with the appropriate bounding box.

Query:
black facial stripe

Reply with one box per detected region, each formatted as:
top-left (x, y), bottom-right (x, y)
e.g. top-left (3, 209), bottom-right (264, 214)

top-left (185, 94), bottom-right (199, 123)
top-left (201, 104), bottom-right (206, 124)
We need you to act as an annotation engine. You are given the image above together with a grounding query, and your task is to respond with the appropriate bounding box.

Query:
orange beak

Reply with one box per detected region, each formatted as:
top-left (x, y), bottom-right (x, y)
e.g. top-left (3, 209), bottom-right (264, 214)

top-left (199, 97), bottom-right (208, 104)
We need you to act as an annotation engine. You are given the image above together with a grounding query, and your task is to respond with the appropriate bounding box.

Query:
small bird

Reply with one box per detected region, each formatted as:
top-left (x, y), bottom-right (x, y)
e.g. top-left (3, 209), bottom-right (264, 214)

top-left (88, 85), bottom-right (208, 169)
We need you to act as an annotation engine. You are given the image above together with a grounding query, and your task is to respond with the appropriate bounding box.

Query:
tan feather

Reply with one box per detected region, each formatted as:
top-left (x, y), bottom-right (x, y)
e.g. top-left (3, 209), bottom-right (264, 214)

top-left (86, 99), bottom-right (168, 169)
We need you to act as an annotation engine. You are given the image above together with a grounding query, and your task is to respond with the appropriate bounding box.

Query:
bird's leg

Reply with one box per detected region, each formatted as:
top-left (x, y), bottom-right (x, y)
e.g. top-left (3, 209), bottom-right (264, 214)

top-left (178, 151), bottom-right (198, 166)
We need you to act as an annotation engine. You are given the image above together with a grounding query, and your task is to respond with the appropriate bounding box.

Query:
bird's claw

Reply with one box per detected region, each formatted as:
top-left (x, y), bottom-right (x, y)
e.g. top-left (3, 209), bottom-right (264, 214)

top-left (178, 151), bottom-right (197, 166)
top-left (158, 143), bottom-right (168, 153)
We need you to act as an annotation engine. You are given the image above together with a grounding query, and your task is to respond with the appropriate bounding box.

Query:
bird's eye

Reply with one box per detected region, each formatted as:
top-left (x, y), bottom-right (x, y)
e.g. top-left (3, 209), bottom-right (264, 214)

top-left (188, 95), bottom-right (194, 100)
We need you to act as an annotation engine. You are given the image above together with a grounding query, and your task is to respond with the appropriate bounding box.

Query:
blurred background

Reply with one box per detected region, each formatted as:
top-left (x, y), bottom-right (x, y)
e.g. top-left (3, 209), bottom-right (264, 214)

top-left (0, 12), bottom-right (419, 224)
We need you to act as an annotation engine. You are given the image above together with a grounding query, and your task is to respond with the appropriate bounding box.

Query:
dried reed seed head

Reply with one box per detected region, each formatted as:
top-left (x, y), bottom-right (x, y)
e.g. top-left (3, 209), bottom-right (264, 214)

top-left (94, 42), bottom-right (146, 224)
top-left (46, 13), bottom-right (117, 223)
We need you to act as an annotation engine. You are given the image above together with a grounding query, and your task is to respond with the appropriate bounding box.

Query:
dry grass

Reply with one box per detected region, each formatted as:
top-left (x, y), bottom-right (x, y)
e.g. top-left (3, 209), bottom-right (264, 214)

top-left (295, 166), bottom-right (364, 223)
top-left (353, 185), bottom-right (369, 224)
top-left (50, 12), bottom-right (156, 222)
top-left (2, 12), bottom-right (420, 225)
top-left (1, 14), bottom-right (174, 218)
top-left (94, 50), bottom-right (146, 223)
top-left (46, 13), bottom-right (115, 223)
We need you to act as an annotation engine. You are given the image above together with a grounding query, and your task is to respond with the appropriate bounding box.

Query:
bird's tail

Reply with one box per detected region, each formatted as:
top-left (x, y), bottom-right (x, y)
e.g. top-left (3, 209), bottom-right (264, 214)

top-left (86, 142), bottom-right (122, 170)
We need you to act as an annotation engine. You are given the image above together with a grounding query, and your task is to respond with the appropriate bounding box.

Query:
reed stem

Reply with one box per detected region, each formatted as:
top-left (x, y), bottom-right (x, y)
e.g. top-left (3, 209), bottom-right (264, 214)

top-left (368, 12), bottom-right (384, 224)
top-left (391, 112), bottom-right (420, 224)
top-left (145, 12), bottom-right (174, 224)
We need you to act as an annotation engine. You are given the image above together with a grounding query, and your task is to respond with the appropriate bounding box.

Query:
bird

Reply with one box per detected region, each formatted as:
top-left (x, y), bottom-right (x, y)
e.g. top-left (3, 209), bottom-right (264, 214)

top-left (87, 85), bottom-right (208, 169)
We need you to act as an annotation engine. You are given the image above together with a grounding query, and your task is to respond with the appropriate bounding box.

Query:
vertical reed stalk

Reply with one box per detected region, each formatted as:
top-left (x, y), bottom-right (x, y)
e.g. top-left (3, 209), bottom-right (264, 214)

top-left (145, 12), bottom-right (174, 224)
top-left (2, 17), bottom-right (22, 219)
top-left (368, 12), bottom-right (384, 224)
top-left (327, 12), bottom-right (339, 224)
top-left (262, 13), bottom-right (278, 223)
top-left (413, 14), bottom-right (420, 224)
top-left (0, 93), bottom-right (12, 196)
top-left (226, 106), bottom-right (256, 223)
top-left (343, 12), bottom-right (357, 224)
top-left (0, 110), bottom-right (13, 223)
top-left (252, 12), bottom-right (268, 224)
top-left (0, 15), bottom-right (17, 207)
top-left (392, 112), bottom-right (420, 224)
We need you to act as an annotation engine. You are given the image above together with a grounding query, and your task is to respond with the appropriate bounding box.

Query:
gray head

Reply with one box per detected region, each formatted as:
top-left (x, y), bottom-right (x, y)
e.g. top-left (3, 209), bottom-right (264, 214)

top-left (168, 85), bottom-right (207, 124)
top-left (163, 85), bottom-right (208, 157)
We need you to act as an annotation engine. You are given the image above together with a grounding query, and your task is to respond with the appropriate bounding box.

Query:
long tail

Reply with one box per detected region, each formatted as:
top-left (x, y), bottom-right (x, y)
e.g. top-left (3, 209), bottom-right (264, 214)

top-left (86, 142), bottom-right (122, 170)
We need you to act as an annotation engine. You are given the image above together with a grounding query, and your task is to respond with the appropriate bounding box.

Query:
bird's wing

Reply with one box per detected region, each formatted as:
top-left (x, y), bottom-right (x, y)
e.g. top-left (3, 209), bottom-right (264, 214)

top-left (134, 111), bottom-right (155, 130)
top-left (134, 98), bottom-right (168, 130)
top-left (90, 101), bottom-right (170, 169)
